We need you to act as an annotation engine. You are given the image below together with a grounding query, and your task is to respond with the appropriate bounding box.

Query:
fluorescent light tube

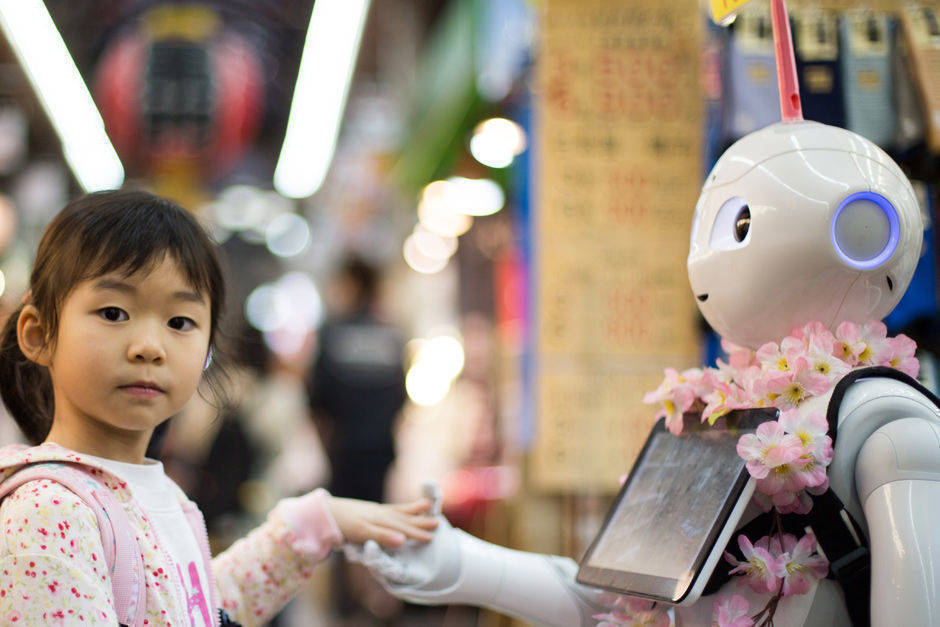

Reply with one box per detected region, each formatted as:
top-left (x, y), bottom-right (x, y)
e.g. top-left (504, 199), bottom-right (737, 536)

top-left (0, 0), bottom-right (124, 191)
top-left (274, 0), bottom-right (370, 198)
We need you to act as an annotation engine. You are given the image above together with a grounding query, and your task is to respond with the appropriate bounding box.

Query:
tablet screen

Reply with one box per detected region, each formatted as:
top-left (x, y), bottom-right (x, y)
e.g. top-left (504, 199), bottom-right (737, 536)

top-left (578, 408), bottom-right (777, 602)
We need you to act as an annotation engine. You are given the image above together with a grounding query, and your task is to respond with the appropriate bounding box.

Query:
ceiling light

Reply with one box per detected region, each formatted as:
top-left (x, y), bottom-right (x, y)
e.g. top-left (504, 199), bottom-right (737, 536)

top-left (273, 0), bottom-right (371, 198)
top-left (0, 1), bottom-right (124, 191)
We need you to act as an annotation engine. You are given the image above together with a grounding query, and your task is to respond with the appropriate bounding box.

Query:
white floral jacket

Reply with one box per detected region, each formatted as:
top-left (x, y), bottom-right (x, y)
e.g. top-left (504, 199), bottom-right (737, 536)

top-left (0, 443), bottom-right (343, 626)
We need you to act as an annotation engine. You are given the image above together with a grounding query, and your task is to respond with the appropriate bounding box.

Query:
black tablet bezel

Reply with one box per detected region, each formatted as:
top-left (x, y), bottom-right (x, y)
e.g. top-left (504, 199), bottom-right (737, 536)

top-left (576, 407), bottom-right (779, 603)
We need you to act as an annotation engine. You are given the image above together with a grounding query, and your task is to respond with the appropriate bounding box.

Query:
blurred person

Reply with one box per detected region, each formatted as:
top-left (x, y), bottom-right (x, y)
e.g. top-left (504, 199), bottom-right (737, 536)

top-left (307, 255), bottom-right (406, 505)
top-left (0, 190), bottom-right (437, 625)
top-left (305, 254), bottom-right (408, 621)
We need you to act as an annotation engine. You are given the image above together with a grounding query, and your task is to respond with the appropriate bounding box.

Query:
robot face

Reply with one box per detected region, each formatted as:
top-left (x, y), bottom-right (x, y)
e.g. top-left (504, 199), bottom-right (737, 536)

top-left (687, 121), bottom-right (923, 349)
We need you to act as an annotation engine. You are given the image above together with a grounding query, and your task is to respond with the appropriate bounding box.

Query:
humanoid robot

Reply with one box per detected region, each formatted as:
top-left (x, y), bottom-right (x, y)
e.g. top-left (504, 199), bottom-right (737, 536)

top-left (353, 2), bottom-right (940, 625)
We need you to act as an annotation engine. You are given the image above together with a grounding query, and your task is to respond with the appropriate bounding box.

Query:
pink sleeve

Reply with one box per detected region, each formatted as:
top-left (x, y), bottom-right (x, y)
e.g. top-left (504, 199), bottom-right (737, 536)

top-left (211, 487), bottom-right (342, 625)
top-left (0, 480), bottom-right (117, 625)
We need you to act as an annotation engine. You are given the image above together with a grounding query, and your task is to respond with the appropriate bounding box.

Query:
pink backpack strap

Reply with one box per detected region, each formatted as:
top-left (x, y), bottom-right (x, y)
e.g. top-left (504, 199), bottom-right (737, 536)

top-left (0, 463), bottom-right (146, 627)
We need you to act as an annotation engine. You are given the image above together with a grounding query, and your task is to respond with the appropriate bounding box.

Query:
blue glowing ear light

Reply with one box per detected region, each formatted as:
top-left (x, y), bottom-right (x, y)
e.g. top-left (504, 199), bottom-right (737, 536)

top-left (830, 191), bottom-right (900, 270)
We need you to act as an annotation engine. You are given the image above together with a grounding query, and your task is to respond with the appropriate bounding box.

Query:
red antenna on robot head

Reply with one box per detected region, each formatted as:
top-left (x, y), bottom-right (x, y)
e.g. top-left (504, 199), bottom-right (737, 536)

top-left (771, 0), bottom-right (802, 121)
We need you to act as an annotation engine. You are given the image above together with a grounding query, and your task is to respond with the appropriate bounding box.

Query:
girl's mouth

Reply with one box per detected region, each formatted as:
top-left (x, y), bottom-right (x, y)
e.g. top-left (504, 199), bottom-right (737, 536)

top-left (120, 382), bottom-right (165, 398)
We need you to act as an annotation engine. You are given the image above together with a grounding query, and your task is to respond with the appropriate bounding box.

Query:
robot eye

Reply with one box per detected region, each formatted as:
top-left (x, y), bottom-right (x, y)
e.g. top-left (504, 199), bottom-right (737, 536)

top-left (734, 206), bottom-right (750, 242)
top-left (709, 197), bottom-right (751, 250)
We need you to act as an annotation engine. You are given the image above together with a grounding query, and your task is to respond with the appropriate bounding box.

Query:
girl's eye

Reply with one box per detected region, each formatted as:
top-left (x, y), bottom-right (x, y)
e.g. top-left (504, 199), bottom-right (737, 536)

top-left (168, 317), bottom-right (196, 331)
top-left (99, 307), bottom-right (128, 322)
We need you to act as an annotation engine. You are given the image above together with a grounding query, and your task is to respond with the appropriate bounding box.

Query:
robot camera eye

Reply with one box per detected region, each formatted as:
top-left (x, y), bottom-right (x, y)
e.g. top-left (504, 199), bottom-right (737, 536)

top-left (734, 206), bottom-right (750, 242)
top-left (830, 191), bottom-right (900, 270)
top-left (709, 197), bottom-right (751, 251)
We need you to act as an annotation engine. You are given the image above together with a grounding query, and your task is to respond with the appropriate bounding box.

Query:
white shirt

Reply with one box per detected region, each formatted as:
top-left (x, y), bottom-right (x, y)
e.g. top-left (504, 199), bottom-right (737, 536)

top-left (84, 453), bottom-right (213, 626)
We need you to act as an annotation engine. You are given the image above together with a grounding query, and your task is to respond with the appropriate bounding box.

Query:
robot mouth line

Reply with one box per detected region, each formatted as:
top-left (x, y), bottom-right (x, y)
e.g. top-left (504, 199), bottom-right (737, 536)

top-left (696, 294), bottom-right (708, 302)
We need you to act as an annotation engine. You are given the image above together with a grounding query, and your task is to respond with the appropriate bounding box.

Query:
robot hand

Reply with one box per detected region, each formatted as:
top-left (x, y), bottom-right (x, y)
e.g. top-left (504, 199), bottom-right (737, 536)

top-left (343, 481), bottom-right (460, 596)
top-left (346, 481), bottom-right (607, 626)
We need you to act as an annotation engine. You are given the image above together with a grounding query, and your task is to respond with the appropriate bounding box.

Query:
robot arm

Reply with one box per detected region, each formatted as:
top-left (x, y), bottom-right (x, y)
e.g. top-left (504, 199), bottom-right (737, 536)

top-left (353, 486), bottom-right (607, 626)
top-left (827, 377), bottom-right (940, 626)
top-left (855, 417), bottom-right (940, 626)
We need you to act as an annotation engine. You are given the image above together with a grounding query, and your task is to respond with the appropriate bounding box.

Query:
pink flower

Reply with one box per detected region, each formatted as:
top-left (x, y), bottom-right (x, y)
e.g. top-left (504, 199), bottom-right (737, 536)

top-left (725, 535), bottom-right (782, 593)
top-left (765, 357), bottom-right (832, 409)
top-left (836, 320), bottom-right (891, 366)
top-left (721, 338), bottom-right (758, 370)
top-left (776, 533), bottom-right (829, 597)
top-left (884, 334), bottom-right (919, 377)
top-left (753, 410), bottom-right (832, 513)
top-left (755, 463), bottom-right (813, 503)
top-left (736, 421), bottom-right (805, 481)
top-left (790, 321), bottom-right (834, 343)
top-left (644, 368), bottom-right (705, 435)
top-left (738, 415), bottom-right (831, 512)
top-left (702, 380), bottom-right (738, 424)
top-left (769, 489), bottom-right (814, 515)
top-left (593, 593), bottom-right (670, 626)
top-left (712, 594), bottom-right (753, 627)
top-left (804, 336), bottom-right (850, 381)
top-left (756, 341), bottom-right (791, 374)
top-left (778, 409), bottom-right (833, 469)
top-left (736, 365), bottom-right (771, 407)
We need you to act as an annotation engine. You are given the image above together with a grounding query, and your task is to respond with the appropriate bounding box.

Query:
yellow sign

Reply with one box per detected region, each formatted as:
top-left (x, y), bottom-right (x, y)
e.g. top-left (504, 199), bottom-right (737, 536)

top-left (711, 0), bottom-right (756, 24)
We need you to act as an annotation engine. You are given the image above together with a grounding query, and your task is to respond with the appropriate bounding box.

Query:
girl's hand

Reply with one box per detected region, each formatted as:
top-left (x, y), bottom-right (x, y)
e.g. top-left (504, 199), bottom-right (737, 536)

top-left (326, 496), bottom-right (439, 548)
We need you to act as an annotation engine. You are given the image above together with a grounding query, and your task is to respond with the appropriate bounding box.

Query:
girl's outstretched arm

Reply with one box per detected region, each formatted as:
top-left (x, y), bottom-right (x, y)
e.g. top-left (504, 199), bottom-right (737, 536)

top-left (211, 488), bottom-right (435, 626)
top-left (0, 481), bottom-right (117, 624)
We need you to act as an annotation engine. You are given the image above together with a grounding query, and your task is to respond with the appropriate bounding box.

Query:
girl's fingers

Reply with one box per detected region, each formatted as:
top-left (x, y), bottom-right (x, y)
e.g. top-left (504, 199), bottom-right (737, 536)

top-left (375, 514), bottom-right (436, 542)
top-left (410, 515), bottom-right (439, 529)
top-left (367, 523), bottom-right (407, 548)
top-left (399, 526), bottom-right (434, 542)
top-left (392, 498), bottom-right (432, 514)
top-left (389, 509), bottom-right (439, 531)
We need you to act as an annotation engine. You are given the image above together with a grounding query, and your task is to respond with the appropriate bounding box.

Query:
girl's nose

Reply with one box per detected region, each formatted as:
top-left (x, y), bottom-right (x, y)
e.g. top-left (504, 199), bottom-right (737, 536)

top-left (127, 332), bottom-right (166, 364)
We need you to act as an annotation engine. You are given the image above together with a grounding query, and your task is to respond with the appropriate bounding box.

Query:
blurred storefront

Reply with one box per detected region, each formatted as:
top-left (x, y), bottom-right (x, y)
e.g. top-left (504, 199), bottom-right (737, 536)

top-left (1, 1), bottom-right (939, 625)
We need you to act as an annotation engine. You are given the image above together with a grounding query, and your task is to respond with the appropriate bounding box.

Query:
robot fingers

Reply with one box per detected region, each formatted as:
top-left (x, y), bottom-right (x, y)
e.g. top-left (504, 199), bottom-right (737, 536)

top-left (421, 479), bottom-right (443, 517)
top-left (361, 539), bottom-right (427, 586)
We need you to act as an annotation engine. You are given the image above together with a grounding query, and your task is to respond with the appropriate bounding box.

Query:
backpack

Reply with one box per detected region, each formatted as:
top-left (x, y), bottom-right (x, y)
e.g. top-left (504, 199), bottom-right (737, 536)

top-left (0, 461), bottom-right (244, 626)
top-left (0, 462), bottom-right (146, 626)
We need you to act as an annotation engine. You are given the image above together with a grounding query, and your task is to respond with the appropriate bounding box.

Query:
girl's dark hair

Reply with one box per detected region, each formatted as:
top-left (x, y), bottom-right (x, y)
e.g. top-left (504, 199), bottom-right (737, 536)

top-left (0, 189), bottom-right (227, 444)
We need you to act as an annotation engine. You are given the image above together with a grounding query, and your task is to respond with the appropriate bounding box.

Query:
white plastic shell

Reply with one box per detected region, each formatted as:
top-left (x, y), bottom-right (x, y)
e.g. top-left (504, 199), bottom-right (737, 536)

top-left (688, 120), bottom-right (922, 348)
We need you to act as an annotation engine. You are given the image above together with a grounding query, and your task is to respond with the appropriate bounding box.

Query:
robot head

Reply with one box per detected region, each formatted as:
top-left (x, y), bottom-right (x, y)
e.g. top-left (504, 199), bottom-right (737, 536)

top-left (688, 121), bottom-right (923, 349)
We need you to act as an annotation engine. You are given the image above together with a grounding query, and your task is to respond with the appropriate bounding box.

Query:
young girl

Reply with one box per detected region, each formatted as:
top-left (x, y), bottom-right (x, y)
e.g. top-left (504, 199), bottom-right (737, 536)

top-left (0, 190), bottom-right (437, 625)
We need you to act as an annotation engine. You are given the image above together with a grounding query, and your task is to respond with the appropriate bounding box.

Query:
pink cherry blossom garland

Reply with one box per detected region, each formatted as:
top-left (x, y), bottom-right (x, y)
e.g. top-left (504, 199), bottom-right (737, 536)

top-left (644, 320), bottom-right (918, 436)
top-left (608, 319), bottom-right (921, 626)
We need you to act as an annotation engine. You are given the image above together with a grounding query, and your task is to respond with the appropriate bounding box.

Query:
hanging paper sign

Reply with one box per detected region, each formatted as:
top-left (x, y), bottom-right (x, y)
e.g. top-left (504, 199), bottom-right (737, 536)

top-left (531, 0), bottom-right (702, 493)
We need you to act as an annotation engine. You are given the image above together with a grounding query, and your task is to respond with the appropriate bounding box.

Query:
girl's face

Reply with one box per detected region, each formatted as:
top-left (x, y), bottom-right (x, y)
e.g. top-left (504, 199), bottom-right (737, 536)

top-left (45, 256), bottom-right (211, 455)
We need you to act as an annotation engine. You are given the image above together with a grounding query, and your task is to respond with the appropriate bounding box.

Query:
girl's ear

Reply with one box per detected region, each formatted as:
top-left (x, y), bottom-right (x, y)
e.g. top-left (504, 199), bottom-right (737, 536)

top-left (17, 305), bottom-right (51, 367)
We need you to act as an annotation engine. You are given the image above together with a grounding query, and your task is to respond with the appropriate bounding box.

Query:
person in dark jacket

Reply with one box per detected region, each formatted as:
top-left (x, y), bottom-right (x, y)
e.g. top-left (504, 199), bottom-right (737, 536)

top-left (306, 255), bottom-right (407, 620)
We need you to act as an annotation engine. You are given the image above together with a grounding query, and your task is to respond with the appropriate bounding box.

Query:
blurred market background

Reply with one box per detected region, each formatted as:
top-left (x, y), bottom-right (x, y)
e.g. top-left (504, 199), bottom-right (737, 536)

top-left (1, 0), bottom-right (940, 625)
